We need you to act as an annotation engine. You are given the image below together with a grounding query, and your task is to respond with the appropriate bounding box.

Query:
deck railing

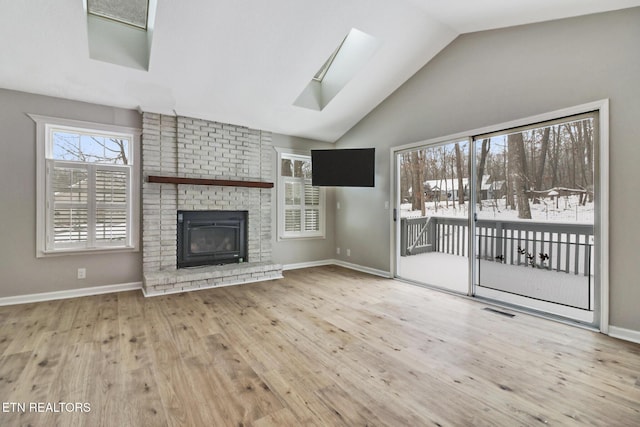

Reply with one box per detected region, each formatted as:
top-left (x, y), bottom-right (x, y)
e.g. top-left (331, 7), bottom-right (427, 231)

top-left (400, 216), bottom-right (594, 276)
top-left (399, 217), bottom-right (433, 256)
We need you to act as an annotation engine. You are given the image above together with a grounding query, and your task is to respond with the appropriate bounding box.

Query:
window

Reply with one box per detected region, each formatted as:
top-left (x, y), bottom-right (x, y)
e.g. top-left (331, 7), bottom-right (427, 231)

top-left (293, 28), bottom-right (381, 111)
top-left (87, 0), bottom-right (149, 30)
top-left (277, 151), bottom-right (325, 239)
top-left (31, 115), bottom-right (140, 256)
top-left (84, 0), bottom-right (156, 71)
top-left (312, 34), bottom-right (347, 82)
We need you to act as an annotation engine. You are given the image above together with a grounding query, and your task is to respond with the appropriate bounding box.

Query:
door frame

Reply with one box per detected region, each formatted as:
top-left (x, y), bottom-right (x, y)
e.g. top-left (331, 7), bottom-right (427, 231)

top-left (390, 99), bottom-right (609, 333)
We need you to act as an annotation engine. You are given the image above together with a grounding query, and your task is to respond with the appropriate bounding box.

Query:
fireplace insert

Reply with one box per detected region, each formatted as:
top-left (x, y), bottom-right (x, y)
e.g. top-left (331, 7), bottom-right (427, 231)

top-left (177, 210), bottom-right (248, 268)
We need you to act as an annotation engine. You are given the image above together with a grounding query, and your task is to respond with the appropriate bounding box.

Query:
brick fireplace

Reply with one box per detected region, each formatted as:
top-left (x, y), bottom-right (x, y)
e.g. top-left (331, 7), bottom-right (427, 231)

top-left (141, 113), bottom-right (282, 295)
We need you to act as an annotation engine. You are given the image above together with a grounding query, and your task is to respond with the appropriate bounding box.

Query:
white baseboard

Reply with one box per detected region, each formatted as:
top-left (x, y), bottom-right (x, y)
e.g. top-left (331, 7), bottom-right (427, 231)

top-left (608, 326), bottom-right (640, 345)
top-left (282, 259), bottom-right (392, 279)
top-left (0, 282), bottom-right (142, 307)
top-left (282, 259), bottom-right (335, 270)
top-left (332, 259), bottom-right (393, 278)
top-left (0, 258), bottom-right (390, 305)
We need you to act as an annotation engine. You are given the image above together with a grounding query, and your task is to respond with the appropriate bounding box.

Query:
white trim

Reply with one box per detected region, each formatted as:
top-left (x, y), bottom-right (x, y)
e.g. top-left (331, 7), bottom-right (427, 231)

top-left (332, 259), bottom-right (393, 278)
top-left (389, 100), bottom-right (610, 331)
top-left (0, 261), bottom-right (383, 305)
top-left (389, 148), bottom-right (398, 284)
top-left (28, 114), bottom-right (141, 138)
top-left (608, 326), bottom-right (640, 345)
top-left (392, 100), bottom-right (610, 154)
top-left (144, 260), bottom-right (389, 298)
top-left (597, 100), bottom-right (610, 334)
top-left (29, 114), bottom-right (141, 258)
top-left (0, 282), bottom-right (142, 307)
top-left (284, 259), bottom-right (392, 278)
top-left (273, 146), bottom-right (312, 157)
top-left (283, 260), bottom-right (335, 270)
top-left (142, 274), bottom-right (285, 297)
top-left (275, 148), bottom-right (326, 241)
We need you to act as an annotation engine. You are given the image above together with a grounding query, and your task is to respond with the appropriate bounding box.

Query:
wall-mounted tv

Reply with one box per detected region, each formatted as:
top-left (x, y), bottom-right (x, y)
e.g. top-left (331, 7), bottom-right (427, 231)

top-left (311, 148), bottom-right (375, 187)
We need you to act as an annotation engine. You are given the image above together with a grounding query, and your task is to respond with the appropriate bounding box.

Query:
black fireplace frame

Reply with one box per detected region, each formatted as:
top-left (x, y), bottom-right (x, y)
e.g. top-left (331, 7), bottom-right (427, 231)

top-left (177, 210), bottom-right (248, 268)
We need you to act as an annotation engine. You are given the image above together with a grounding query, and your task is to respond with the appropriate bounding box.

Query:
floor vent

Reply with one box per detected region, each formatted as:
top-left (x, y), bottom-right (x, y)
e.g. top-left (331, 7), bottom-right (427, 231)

top-left (483, 307), bottom-right (515, 318)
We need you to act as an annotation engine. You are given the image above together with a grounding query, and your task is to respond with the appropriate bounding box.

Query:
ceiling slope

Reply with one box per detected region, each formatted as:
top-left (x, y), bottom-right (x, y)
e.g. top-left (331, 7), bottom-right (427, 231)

top-left (0, 0), bottom-right (638, 142)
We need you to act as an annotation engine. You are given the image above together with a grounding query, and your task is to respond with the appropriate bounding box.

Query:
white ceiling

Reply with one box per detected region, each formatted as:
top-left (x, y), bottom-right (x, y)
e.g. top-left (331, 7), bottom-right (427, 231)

top-left (1, 0), bottom-right (639, 142)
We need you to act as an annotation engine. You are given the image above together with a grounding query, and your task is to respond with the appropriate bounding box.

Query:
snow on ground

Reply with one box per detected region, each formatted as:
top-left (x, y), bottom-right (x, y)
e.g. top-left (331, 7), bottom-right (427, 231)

top-left (397, 194), bottom-right (596, 321)
top-left (398, 252), bottom-right (593, 310)
top-left (400, 195), bottom-right (594, 224)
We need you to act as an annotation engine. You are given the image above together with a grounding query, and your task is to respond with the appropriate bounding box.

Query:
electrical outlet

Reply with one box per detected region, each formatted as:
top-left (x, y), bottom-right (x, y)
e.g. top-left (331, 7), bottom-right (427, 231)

top-left (346, 249), bottom-right (351, 257)
top-left (77, 268), bottom-right (86, 279)
top-left (336, 247), bottom-right (341, 255)
top-left (337, 201), bottom-right (341, 209)
top-left (384, 201), bottom-right (389, 209)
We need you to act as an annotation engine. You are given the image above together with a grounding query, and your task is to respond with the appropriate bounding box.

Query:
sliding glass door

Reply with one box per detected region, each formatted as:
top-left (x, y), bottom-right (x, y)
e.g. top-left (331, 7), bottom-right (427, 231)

top-left (394, 110), bottom-right (601, 326)
top-left (472, 113), bottom-right (597, 323)
top-left (395, 139), bottom-right (470, 294)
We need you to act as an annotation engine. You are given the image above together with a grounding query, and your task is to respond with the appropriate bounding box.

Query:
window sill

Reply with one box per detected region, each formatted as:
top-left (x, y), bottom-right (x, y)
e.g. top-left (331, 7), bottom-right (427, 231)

top-left (278, 234), bottom-right (326, 242)
top-left (37, 245), bottom-right (139, 258)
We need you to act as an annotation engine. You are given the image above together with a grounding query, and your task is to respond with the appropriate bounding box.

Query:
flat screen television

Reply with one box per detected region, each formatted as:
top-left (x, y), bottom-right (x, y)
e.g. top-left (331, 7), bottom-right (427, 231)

top-left (311, 148), bottom-right (375, 187)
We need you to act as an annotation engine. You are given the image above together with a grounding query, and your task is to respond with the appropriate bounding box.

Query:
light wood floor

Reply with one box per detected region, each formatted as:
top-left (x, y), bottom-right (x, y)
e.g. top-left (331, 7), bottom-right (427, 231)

top-left (0, 266), bottom-right (639, 426)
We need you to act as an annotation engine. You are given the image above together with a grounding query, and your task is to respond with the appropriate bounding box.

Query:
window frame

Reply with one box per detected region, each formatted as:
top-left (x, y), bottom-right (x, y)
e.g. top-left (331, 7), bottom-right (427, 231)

top-left (276, 149), bottom-right (326, 240)
top-left (31, 115), bottom-right (141, 257)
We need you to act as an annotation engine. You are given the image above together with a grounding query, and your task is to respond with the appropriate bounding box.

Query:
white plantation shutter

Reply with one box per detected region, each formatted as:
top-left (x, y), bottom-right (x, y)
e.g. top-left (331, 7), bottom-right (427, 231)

top-left (284, 181), bottom-right (302, 205)
top-left (304, 184), bottom-right (321, 232)
top-left (95, 167), bottom-right (129, 244)
top-left (279, 152), bottom-right (325, 238)
top-left (47, 161), bottom-right (89, 249)
top-left (284, 209), bottom-right (302, 232)
top-left (47, 161), bottom-right (130, 250)
top-left (304, 183), bottom-right (320, 205)
top-left (283, 180), bottom-right (302, 232)
top-left (304, 209), bottom-right (320, 232)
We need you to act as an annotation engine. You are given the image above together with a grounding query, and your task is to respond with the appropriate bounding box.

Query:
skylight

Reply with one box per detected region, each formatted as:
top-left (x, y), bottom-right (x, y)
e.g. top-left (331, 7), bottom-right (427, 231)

top-left (312, 35), bottom-right (347, 82)
top-left (294, 28), bottom-right (381, 111)
top-left (87, 0), bottom-right (149, 30)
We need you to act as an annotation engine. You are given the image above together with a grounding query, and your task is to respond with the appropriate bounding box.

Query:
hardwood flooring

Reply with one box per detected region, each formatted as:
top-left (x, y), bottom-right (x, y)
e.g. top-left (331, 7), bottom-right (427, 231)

top-left (0, 265), bottom-right (639, 426)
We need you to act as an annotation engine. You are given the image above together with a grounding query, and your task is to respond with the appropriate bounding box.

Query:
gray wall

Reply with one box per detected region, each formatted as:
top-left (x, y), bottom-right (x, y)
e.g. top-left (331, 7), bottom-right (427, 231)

top-left (270, 133), bottom-right (336, 266)
top-left (0, 89), bottom-right (335, 299)
top-left (0, 89), bottom-right (143, 297)
top-left (334, 8), bottom-right (640, 331)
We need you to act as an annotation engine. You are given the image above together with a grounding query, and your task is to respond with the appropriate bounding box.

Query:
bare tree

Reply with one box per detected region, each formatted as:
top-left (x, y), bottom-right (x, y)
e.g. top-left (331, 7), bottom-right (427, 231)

top-left (410, 150), bottom-right (426, 215)
top-left (476, 139), bottom-right (490, 211)
top-left (441, 146), bottom-right (450, 209)
top-left (550, 125), bottom-right (560, 188)
top-left (454, 142), bottom-right (465, 206)
top-left (584, 120), bottom-right (594, 202)
top-left (508, 132), bottom-right (531, 219)
top-left (400, 153), bottom-right (412, 202)
top-left (54, 134), bottom-right (129, 165)
top-left (504, 141), bottom-right (515, 210)
top-left (533, 127), bottom-right (550, 203)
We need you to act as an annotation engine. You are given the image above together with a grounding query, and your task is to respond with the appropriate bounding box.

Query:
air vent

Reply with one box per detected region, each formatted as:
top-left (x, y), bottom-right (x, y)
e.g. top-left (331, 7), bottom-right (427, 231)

top-left (483, 307), bottom-right (515, 318)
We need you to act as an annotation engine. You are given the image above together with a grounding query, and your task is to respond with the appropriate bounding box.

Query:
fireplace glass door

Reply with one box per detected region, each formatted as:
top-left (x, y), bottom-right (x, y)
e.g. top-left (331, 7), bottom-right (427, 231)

top-left (178, 210), bottom-right (247, 268)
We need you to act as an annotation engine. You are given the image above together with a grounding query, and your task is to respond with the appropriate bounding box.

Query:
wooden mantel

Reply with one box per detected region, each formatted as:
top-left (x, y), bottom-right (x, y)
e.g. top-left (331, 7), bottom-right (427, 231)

top-left (147, 175), bottom-right (274, 189)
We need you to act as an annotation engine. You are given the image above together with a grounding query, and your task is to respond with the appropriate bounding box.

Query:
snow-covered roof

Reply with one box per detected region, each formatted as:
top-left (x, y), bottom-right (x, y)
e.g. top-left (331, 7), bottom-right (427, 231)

top-left (423, 175), bottom-right (491, 191)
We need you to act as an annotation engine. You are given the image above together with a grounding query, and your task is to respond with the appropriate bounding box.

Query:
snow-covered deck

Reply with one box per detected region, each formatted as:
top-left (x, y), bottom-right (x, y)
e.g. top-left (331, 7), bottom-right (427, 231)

top-left (398, 252), bottom-right (594, 311)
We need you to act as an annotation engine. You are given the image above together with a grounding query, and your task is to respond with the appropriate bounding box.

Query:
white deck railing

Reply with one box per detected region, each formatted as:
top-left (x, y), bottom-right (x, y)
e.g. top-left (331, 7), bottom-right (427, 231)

top-left (400, 216), bottom-right (594, 276)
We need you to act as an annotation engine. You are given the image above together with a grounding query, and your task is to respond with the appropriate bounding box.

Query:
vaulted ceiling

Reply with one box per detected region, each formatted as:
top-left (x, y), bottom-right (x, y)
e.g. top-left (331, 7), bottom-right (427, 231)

top-left (1, 0), bottom-right (639, 142)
